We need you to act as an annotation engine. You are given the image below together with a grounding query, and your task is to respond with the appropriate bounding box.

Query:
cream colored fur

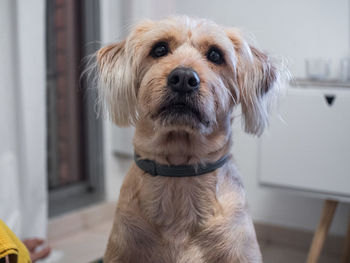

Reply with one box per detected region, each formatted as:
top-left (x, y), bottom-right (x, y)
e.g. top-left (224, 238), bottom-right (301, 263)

top-left (96, 16), bottom-right (282, 263)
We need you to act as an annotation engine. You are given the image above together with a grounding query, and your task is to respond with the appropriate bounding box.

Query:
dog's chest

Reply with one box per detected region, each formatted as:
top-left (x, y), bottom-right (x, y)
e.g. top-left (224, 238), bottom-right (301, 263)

top-left (140, 177), bottom-right (218, 238)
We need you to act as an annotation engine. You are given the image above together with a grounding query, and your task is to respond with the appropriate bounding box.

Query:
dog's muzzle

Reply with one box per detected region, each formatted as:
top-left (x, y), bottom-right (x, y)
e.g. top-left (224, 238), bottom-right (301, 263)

top-left (153, 67), bottom-right (209, 127)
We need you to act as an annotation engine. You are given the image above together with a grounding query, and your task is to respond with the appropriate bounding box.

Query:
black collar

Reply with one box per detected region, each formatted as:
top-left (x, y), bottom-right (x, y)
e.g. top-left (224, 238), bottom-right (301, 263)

top-left (134, 154), bottom-right (230, 177)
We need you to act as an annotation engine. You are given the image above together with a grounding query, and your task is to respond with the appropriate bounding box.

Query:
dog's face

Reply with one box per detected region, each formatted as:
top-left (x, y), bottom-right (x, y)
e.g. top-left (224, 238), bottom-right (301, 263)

top-left (97, 16), bottom-right (279, 136)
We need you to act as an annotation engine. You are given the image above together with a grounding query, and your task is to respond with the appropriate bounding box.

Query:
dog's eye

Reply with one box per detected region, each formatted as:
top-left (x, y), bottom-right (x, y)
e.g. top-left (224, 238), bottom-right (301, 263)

top-left (207, 47), bottom-right (224, 65)
top-left (150, 42), bottom-right (169, 58)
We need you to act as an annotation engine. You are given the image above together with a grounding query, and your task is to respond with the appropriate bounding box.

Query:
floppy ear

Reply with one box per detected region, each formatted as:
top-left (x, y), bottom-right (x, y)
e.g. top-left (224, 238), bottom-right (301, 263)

top-left (97, 40), bottom-right (137, 126)
top-left (226, 29), bottom-right (280, 136)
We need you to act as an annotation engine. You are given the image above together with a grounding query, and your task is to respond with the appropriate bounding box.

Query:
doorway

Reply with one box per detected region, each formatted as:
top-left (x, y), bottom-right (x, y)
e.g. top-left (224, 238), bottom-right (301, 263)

top-left (46, 0), bottom-right (104, 217)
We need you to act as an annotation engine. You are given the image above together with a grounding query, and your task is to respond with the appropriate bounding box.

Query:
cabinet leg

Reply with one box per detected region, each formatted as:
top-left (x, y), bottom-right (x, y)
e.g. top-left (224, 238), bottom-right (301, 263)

top-left (341, 211), bottom-right (350, 263)
top-left (306, 199), bottom-right (338, 263)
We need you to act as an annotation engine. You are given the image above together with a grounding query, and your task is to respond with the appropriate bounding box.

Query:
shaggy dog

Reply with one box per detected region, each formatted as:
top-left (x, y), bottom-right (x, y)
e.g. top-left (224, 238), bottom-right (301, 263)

top-left (97, 16), bottom-right (280, 263)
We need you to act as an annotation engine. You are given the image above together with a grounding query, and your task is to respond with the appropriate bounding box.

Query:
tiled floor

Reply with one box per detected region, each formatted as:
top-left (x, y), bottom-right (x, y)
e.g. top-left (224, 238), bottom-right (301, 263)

top-left (46, 219), bottom-right (341, 263)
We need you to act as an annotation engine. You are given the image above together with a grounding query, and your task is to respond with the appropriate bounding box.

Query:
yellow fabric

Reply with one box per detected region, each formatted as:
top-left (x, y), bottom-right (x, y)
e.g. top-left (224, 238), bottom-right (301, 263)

top-left (0, 220), bottom-right (31, 263)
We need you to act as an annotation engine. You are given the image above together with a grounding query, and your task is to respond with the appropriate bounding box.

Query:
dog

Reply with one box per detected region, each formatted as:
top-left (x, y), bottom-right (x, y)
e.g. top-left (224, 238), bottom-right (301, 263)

top-left (96, 16), bottom-right (280, 263)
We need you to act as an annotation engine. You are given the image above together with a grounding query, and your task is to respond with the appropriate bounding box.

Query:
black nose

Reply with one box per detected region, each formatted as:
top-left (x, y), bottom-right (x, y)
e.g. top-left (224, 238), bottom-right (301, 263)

top-left (167, 67), bottom-right (200, 93)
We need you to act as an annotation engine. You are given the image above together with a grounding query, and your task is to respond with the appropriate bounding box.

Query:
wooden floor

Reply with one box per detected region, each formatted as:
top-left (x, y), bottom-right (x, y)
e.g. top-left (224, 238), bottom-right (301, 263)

top-left (47, 220), bottom-right (111, 263)
top-left (44, 215), bottom-right (341, 263)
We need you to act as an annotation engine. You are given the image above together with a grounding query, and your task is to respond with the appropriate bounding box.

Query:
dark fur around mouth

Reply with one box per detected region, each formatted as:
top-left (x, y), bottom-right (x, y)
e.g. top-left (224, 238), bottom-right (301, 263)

top-left (153, 93), bottom-right (209, 127)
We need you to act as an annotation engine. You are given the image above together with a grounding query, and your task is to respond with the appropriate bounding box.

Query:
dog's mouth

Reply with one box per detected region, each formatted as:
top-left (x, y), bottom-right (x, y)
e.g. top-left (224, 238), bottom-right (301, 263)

top-left (159, 103), bottom-right (201, 120)
top-left (153, 98), bottom-right (209, 127)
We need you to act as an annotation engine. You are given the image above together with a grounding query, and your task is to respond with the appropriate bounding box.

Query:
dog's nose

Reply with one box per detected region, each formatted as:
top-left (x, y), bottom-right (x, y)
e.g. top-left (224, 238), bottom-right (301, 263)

top-left (167, 67), bottom-right (200, 93)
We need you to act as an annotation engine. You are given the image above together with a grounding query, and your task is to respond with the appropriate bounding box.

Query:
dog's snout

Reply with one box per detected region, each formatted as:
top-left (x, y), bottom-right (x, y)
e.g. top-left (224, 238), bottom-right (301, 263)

top-left (167, 67), bottom-right (200, 93)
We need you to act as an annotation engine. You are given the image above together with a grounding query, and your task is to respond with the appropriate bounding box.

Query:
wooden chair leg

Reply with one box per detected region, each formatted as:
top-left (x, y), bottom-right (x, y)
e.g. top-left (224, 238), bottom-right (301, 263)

top-left (306, 199), bottom-right (338, 263)
top-left (342, 211), bottom-right (350, 263)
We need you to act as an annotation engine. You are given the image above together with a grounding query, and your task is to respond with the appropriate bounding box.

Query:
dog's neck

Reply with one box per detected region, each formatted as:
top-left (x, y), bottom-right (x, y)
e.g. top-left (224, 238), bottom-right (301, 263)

top-left (133, 118), bottom-right (232, 166)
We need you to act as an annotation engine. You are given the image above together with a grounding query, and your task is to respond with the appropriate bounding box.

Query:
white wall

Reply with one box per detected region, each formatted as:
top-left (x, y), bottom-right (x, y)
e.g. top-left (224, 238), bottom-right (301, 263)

top-left (174, 0), bottom-right (349, 79)
top-left (100, 0), bottom-right (125, 202)
top-left (0, 0), bottom-right (47, 238)
top-left (0, 0), bottom-right (22, 234)
top-left (101, 0), bottom-right (349, 235)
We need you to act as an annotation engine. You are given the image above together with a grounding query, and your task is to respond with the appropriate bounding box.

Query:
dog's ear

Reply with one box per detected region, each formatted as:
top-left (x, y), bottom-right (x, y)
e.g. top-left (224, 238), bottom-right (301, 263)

top-left (97, 40), bottom-right (137, 126)
top-left (226, 29), bottom-right (279, 136)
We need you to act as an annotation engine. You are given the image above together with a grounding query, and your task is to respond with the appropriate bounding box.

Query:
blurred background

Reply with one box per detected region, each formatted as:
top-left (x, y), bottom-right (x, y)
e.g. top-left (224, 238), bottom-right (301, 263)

top-left (0, 0), bottom-right (349, 262)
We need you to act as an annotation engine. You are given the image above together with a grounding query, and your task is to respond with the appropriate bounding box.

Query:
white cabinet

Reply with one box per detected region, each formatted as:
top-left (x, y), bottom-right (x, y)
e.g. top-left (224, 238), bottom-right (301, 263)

top-left (259, 86), bottom-right (350, 200)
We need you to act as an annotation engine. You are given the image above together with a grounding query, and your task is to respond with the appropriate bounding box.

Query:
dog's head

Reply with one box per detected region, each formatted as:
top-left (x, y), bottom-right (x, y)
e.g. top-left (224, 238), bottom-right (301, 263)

top-left (97, 16), bottom-right (280, 136)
